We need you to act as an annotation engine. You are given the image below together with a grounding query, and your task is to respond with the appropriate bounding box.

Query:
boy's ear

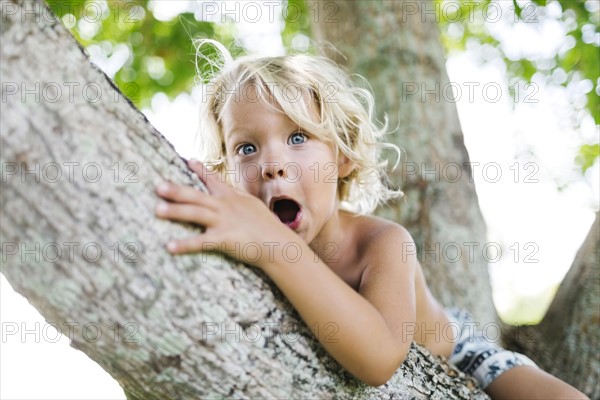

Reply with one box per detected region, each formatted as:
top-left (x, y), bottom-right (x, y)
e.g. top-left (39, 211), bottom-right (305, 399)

top-left (337, 154), bottom-right (355, 179)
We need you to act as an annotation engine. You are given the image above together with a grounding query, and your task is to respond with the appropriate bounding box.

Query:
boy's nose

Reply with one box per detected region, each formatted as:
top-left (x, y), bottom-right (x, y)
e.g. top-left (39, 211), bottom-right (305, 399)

top-left (261, 161), bottom-right (286, 180)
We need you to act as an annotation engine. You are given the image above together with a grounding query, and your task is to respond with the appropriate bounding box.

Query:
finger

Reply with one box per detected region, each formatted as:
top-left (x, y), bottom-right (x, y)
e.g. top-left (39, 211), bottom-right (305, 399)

top-left (166, 235), bottom-right (206, 254)
top-left (156, 181), bottom-right (217, 208)
top-left (155, 202), bottom-right (217, 226)
top-left (188, 159), bottom-right (229, 195)
top-left (166, 235), bottom-right (221, 255)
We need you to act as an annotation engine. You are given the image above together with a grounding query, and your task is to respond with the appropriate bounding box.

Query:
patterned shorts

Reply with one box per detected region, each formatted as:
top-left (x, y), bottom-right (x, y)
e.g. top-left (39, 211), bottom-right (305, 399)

top-left (445, 308), bottom-right (538, 389)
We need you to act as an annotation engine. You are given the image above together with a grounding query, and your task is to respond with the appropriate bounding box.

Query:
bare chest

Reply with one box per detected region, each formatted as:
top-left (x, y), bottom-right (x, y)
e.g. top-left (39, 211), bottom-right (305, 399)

top-left (325, 251), bottom-right (365, 292)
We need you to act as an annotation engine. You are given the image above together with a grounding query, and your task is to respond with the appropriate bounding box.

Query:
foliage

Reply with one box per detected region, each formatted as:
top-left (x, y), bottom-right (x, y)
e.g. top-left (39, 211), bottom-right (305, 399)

top-left (577, 143), bottom-right (600, 172)
top-left (45, 0), bottom-right (238, 108)
top-left (48, 0), bottom-right (598, 173)
top-left (280, 0), bottom-right (312, 51)
top-left (435, 0), bottom-right (599, 172)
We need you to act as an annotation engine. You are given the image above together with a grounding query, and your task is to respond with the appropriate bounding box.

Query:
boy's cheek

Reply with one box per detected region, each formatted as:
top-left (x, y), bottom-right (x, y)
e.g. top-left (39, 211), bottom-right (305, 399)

top-left (241, 164), bottom-right (262, 184)
top-left (226, 163), bottom-right (263, 187)
top-left (227, 174), bottom-right (256, 195)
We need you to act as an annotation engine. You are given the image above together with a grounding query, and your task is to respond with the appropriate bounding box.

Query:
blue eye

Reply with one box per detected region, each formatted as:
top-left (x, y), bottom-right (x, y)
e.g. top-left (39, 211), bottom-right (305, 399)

top-left (237, 144), bottom-right (256, 155)
top-left (289, 132), bottom-right (307, 145)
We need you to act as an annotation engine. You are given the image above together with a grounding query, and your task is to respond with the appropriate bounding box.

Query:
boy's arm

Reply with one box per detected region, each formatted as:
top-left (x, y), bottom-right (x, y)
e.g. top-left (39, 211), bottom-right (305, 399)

top-left (156, 161), bottom-right (417, 386)
top-left (260, 224), bottom-right (416, 387)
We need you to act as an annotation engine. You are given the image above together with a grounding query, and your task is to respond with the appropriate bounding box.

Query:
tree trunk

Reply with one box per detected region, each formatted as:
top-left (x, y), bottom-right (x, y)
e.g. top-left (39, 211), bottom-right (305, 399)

top-left (312, 1), bottom-right (598, 396)
top-left (312, 0), bottom-right (495, 325)
top-left (0, 0), bottom-right (489, 398)
top-left (504, 212), bottom-right (599, 398)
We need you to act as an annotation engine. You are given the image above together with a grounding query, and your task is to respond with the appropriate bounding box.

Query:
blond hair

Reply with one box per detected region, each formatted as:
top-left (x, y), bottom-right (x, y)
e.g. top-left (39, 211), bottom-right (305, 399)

top-left (193, 39), bottom-right (403, 214)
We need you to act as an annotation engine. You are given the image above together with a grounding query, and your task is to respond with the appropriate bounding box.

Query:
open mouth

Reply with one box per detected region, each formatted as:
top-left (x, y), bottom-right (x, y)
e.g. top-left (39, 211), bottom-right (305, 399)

top-left (271, 198), bottom-right (302, 229)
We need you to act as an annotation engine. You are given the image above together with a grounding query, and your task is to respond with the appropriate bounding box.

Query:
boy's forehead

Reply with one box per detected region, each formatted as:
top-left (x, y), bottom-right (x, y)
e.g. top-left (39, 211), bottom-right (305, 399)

top-left (221, 97), bottom-right (296, 137)
top-left (218, 82), bottom-right (321, 140)
top-left (222, 80), bottom-right (318, 113)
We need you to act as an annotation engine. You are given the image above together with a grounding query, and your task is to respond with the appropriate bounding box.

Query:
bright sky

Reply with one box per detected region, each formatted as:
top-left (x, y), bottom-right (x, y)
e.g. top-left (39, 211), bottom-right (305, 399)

top-left (1, 1), bottom-right (598, 398)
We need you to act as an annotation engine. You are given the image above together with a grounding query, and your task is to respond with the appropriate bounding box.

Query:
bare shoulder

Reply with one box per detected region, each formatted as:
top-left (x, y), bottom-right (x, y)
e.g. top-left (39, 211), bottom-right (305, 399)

top-left (339, 211), bottom-right (417, 286)
top-left (331, 211), bottom-right (417, 292)
top-left (341, 211), bottom-right (415, 258)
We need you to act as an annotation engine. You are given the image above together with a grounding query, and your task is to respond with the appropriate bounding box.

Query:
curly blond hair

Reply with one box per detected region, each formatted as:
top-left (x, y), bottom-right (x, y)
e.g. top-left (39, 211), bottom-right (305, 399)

top-left (193, 39), bottom-right (403, 214)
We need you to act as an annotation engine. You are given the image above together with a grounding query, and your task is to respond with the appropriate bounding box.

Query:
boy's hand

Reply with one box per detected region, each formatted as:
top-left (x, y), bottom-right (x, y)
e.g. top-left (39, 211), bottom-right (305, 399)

top-left (155, 159), bottom-right (294, 268)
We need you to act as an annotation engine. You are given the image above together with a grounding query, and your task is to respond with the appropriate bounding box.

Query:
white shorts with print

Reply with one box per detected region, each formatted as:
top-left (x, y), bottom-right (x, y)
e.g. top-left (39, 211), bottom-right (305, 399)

top-left (445, 308), bottom-right (538, 389)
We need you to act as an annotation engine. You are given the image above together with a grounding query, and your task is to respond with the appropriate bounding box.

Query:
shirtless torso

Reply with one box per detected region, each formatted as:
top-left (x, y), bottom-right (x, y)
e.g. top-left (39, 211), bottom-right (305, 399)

top-left (320, 210), bottom-right (455, 359)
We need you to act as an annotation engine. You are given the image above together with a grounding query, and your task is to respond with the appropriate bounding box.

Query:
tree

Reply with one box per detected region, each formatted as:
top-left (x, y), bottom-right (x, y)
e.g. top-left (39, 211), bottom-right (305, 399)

top-left (309, 1), bottom-right (598, 396)
top-left (313, 0), bottom-right (496, 324)
top-left (41, 0), bottom-right (600, 178)
top-left (504, 211), bottom-right (599, 397)
top-left (1, 0), bottom-right (597, 398)
top-left (0, 1), bottom-right (488, 398)
top-left (41, 0), bottom-right (240, 110)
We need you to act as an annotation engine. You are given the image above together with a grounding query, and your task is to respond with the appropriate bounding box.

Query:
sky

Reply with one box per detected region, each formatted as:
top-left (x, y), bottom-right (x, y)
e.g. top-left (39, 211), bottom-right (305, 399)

top-left (1, 1), bottom-right (598, 398)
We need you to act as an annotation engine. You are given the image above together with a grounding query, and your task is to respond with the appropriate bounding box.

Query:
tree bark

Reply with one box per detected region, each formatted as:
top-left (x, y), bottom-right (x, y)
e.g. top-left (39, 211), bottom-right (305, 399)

top-left (0, 0), bottom-right (490, 398)
top-left (504, 212), bottom-right (599, 398)
top-left (312, 1), bottom-right (599, 396)
top-left (312, 0), bottom-right (495, 325)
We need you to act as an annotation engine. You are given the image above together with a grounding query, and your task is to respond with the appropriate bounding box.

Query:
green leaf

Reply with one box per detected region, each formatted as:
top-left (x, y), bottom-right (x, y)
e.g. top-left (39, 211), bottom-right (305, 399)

top-left (46, 0), bottom-right (86, 17)
top-left (576, 144), bottom-right (600, 173)
top-left (512, 0), bottom-right (522, 19)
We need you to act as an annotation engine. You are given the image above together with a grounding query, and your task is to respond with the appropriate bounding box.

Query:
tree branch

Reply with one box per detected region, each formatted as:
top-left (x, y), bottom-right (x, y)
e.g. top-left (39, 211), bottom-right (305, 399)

top-left (0, 0), bottom-right (488, 398)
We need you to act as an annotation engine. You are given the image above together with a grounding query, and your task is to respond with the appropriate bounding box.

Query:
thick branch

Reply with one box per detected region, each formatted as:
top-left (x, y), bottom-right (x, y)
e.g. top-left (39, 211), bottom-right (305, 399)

top-left (0, 0), bottom-right (488, 398)
top-left (312, 0), bottom-right (495, 324)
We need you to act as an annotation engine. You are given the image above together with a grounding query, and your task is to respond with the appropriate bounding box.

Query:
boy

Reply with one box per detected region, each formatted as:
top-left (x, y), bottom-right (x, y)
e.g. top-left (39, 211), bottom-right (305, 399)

top-left (156, 49), bottom-right (588, 398)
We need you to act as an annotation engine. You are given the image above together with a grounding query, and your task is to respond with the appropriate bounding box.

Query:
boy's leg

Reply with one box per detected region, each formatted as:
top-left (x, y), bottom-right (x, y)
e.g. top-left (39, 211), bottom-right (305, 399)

top-left (485, 365), bottom-right (589, 400)
top-left (445, 308), bottom-right (589, 399)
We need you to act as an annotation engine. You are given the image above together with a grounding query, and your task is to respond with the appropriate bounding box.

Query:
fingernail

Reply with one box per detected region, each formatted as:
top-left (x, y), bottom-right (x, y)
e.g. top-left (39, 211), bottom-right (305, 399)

top-left (157, 182), bottom-right (170, 193)
top-left (156, 202), bottom-right (169, 213)
top-left (167, 241), bottom-right (177, 252)
top-left (188, 158), bottom-right (200, 165)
